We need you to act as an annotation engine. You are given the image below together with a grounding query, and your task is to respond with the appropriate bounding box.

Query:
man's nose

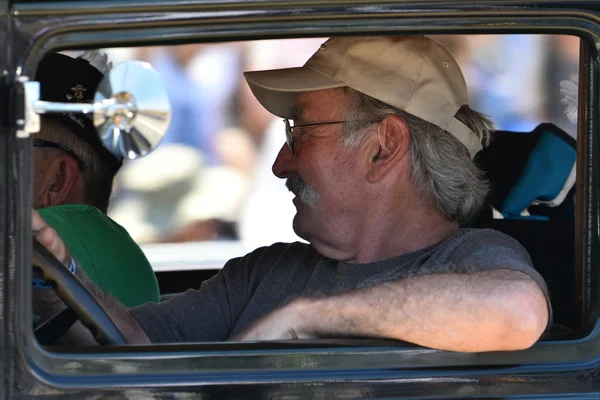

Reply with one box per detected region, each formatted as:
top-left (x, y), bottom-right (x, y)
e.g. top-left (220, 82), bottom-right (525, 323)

top-left (272, 143), bottom-right (295, 179)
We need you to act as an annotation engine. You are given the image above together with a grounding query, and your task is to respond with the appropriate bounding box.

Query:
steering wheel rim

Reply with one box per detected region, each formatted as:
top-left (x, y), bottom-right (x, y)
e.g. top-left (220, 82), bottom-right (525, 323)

top-left (32, 239), bottom-right (127, 345)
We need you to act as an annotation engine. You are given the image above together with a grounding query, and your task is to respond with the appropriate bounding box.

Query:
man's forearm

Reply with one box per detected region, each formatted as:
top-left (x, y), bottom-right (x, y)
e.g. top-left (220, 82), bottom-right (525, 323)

top-left (33, 271), bottom-right (150, 345)
top-left (73, 269), bottom-right (151, 345)
top-left (33, 287), bottom-right (97, 346)
top-left (289, 270), bottom-right (548, 352)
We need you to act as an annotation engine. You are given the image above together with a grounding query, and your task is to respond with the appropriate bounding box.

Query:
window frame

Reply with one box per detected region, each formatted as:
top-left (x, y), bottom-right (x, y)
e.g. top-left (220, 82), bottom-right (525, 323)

top-left (9, 0), bottom-right (600, 395)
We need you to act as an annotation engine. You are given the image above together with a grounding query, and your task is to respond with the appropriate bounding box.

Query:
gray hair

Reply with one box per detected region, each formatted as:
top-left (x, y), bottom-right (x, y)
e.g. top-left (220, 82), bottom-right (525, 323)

top-left (37, 116), bottom-right (115, 212)
top-left (342, 88), bottom-right (494, 225)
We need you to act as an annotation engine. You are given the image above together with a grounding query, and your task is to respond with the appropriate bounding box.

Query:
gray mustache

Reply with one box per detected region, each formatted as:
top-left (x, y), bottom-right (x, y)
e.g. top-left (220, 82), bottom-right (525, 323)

top-left (286, 172), bottom-right (319, 208)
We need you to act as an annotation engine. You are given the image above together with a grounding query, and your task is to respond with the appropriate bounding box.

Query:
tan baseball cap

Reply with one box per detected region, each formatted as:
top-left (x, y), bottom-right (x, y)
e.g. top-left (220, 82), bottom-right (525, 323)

top-left (244, 35), bottom-right (482, 158)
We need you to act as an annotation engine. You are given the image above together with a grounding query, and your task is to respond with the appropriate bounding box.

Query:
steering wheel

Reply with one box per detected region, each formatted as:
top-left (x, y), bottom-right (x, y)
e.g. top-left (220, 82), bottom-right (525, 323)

top-left (31, 239), bottom-right (127, 345)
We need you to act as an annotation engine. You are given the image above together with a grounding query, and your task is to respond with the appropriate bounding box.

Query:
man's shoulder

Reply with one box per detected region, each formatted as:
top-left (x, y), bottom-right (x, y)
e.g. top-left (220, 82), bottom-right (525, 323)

top-left (447, 228), bottom-right (527, 251)
top-left (38, 204), bottom-right (104, 238)
top-left (230, 241), bottom-right (319, 273)
top-left (246, 241), bottom-right (318, 262)
top-left (438, 228), bottom-right (533, 269)
top-left (38, 204), bottom-right (132, 235)
top-left (38, 203), bottom-right (97, 219)
top-left (221, 241), bottom-right (321, 286)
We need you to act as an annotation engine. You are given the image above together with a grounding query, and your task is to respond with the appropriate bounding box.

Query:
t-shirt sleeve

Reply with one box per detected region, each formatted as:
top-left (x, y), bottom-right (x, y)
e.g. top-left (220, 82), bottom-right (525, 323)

top-left (447, 229), bottom-right (553, 327)
top-left (130, 246), bottom-right (273, 343)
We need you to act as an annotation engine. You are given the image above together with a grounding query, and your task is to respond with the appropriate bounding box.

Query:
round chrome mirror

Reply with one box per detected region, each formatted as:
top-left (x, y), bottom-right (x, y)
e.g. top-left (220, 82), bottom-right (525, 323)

top-left (93, 61), bottom-right (171, 160)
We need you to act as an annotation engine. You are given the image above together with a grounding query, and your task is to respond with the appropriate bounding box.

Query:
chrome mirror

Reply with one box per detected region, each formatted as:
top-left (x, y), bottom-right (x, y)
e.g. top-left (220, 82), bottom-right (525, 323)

top-left (18, 60), bottom-right (171, 160)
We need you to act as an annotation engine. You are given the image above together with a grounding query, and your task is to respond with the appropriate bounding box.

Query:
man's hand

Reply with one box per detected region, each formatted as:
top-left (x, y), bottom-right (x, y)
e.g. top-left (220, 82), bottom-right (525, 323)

top-left (32, 209), bottom-right (71, 266)
top-left (233, 300), bottom-right (317, 341)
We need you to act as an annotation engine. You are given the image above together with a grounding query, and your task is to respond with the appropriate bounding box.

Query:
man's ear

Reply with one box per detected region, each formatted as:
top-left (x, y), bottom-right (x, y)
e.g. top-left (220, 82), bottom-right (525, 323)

top-left (366, 115), bottom-right (411, 183)
top-left (42, 155), bottom-right (82, 207)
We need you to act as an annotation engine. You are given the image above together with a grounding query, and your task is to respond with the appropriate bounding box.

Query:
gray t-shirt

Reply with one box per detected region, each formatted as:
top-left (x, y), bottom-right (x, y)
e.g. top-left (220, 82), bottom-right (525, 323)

top-left (131, 228), bottom-right (551, 343)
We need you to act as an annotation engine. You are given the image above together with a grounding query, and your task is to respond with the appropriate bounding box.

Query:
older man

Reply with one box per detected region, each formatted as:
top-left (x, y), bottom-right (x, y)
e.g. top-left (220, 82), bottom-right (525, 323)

top-left (35, 35), bottom-right (550, 352)
top-left (33, 52), bottom-right (120, 212)
top-left (32, 52), bottom-right (159, 309)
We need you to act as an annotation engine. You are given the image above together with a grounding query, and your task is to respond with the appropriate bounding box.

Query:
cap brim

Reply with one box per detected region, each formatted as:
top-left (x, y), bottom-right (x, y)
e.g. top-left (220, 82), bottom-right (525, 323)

top-left (243, 66), bottom-right (344, 118)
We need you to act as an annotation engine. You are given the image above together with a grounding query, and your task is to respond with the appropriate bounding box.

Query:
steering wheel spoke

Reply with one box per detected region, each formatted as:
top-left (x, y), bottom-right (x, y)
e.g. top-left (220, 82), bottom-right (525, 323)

top-left (34, 308), bottom-right (78, 346)
top-left (32, 239), bottom-right (127, 345)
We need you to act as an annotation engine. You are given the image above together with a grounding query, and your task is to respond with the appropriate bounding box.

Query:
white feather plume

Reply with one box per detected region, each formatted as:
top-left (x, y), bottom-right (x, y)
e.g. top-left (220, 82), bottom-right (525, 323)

top-left (560, 73), bottom-right (579, 124)
top-left (78, 49), bottom-right (113, 75)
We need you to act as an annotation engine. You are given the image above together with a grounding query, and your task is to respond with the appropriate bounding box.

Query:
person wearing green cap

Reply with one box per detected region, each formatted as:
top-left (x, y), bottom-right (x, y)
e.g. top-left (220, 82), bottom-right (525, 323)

top-left (32, 52), bottom-right (159, 313)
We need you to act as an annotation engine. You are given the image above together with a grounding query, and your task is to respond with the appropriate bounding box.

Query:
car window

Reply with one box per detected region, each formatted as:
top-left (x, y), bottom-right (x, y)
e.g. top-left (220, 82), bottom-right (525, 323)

top-left (33, 34), bottom-right (581, 348)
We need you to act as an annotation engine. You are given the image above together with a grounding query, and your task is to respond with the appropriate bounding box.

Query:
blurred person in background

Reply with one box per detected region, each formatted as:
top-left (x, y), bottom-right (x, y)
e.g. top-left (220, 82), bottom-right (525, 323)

top-left (108, 44), bottom-right (251, 244)
top-left (149, 44), bottom-right (223, 165)
top-left (110, 144), bottom-right (247, 244)
top-left (543, 35), bottom-right (580, 137)
top-left (463, 35), bottom-right (546, 132)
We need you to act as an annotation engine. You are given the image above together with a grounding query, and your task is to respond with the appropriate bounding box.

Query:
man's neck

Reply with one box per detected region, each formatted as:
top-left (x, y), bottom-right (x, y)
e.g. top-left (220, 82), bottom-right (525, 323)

top-left (349, 197), bottom-right (459, 264)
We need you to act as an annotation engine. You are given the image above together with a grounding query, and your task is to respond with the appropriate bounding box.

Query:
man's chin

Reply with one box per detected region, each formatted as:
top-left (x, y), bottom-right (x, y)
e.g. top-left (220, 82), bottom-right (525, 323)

top-left (291, 213), bottom-right (311, 242)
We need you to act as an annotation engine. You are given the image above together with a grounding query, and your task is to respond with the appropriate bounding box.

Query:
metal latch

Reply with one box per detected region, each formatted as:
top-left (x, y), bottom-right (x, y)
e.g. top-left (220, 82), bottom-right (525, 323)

top-left (16, 76), bottom-right (103, 139)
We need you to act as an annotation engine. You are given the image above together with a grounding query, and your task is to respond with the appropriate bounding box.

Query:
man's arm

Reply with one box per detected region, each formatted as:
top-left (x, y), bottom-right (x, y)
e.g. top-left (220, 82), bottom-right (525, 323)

top-left (33, 210), bottom-right (151, 345)
top-left (33, 284), bottom-right (97, 346)
top-left (71, 269), bottom-right (152, 345)
top-left (234, 269), bottom-right (549, 352)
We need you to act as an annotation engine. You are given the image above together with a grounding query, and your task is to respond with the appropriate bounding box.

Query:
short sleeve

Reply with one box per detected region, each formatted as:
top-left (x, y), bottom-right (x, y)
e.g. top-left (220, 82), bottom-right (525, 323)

top-left (447, 229), bottom-right (553, 327)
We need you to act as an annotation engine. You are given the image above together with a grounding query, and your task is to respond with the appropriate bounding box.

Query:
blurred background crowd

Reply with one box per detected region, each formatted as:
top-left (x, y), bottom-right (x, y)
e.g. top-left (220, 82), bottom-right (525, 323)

top-left (98, 35), bottom-right (580, 251)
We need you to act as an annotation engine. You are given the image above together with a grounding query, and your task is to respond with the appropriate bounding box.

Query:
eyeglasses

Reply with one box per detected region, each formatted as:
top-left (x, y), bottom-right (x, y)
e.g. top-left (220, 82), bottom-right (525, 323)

top-left (283, 118), bottom-right (379, 155)
top-left (33, 139), bottom-right (86, 171)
